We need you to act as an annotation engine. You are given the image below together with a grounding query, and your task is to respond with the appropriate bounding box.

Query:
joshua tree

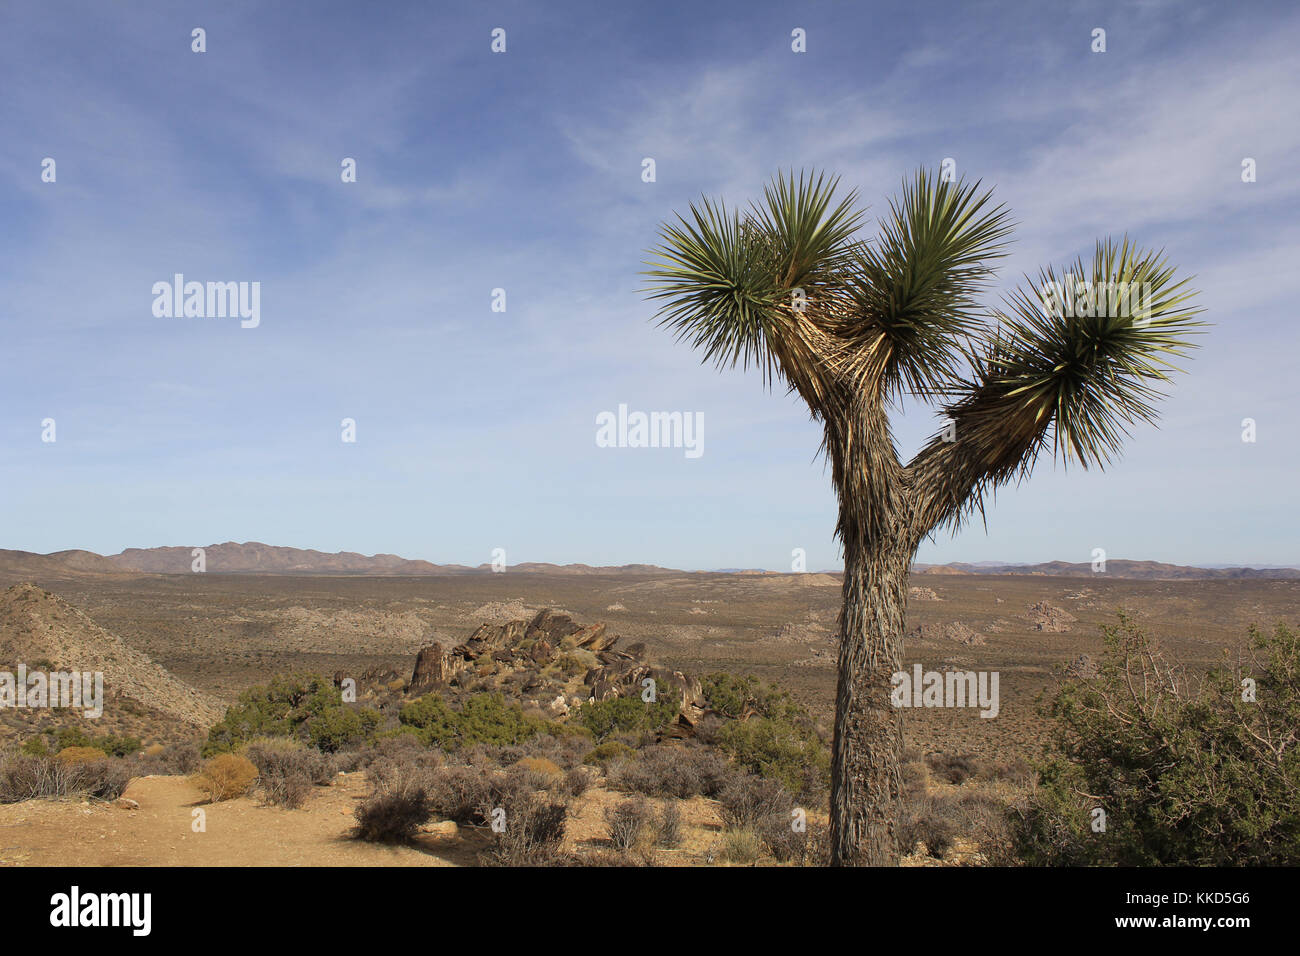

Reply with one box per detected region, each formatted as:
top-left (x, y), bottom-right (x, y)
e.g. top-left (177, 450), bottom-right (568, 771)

top-left (644, 170), bottom-right (1202, 865)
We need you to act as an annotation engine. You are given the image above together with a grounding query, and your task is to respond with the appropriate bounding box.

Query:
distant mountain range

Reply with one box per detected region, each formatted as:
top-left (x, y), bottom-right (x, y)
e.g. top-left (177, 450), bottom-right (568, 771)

top-left (0, 543), bottom-right (1297, 580)
top-left (0, 543), bottom-right (677, 578)
top-left (911, 560), bottom-right (1300, 580)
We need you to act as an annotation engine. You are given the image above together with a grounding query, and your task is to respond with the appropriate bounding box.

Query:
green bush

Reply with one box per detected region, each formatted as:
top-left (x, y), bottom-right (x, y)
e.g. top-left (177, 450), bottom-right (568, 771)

top-left (1016, 616), bottom-right (1300, 866)
top-left (203, 674), bottom-right (342, 755)
top-left (399, 692), bottom-right (558, 750)
top-left (397, 693), bottom-right (460, 748)
top-left (716, 716), bottom-right (829, 799)
top-left (702, 672), bottom-right (803, 722)
top-left (305, 705), bottom-right (383, 753)
top-left (458, 694), bottom-right (553, 746)
top-left (24, 728), bottom-right (141, 759)
top-left (577, 695), bottom-right (677, 742)
top-left (584, 740), bottom-right (634, 765)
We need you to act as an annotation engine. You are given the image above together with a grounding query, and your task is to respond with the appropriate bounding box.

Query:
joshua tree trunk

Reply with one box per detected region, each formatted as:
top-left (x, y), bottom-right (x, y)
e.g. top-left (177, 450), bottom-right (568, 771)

top-left (830, 530), bottom-right (910, 865)
top-left (823, 387), bottom-right (912, 866)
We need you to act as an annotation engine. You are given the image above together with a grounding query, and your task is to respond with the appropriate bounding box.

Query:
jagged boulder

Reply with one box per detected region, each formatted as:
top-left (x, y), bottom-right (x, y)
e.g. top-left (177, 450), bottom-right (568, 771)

top-left (410, 642), bottom-right (458, 694)
top-left (458, 619), bottom-right (529, 656)
top-left (525, 609), bottom-right (582, 645)
top-left (573, 623), bottom-right (618, 652)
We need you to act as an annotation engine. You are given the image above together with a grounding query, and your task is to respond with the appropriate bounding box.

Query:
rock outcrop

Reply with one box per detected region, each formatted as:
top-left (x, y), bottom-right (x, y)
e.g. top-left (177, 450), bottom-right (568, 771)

top-left (404, 607), bottom-right (705, 735)
top-left (1024, 601), bottom-right (1077, 633)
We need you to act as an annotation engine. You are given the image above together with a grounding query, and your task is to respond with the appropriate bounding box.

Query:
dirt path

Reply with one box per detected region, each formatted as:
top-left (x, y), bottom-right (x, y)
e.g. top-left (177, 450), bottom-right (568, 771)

top-left (0, 773), bottom-right (465, 866)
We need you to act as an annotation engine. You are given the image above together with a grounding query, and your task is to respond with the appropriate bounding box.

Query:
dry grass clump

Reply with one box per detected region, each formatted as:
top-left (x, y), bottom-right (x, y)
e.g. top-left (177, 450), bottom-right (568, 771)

top-left (655, 801), bottom-right (682, 848)
top-left (55, 746), bottom-right (108, 766)
top-left (515, 755), bottom-right (563, 788)
top-left (192, 753), bottom-right (259, 802)
top-left (719, 827), bottom-right (761, 864)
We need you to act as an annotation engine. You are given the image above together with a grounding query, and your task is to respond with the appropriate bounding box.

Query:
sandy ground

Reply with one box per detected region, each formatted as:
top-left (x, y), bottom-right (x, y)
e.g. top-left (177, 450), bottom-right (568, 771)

top-left (0, 773), bottom-right (463, 867)
top-left (0, 772), bottom-right (833, 867)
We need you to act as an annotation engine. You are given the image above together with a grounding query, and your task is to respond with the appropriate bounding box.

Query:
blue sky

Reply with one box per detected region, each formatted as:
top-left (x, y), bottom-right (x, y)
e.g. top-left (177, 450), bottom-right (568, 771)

top-left (2, 0), bottom-right (1297, 570)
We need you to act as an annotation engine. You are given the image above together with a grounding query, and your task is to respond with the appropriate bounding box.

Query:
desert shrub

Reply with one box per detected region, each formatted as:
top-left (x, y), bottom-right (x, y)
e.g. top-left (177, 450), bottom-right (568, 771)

top-left (758, 818), bottom-right (829, 865)
top-left (479, 776), bottom-right (568, 866)
top-left (656, 801), bottom-right (682, 848)
top-left (605, 795), bottom-right (653, 852)
top-left (364, 731), bottom-right (441, 769)
top-left (399, 692), bottom-right (557, 750)
top-left (0, 754), bottom-right (72, 801)
top-left (427, 764), bottom-right (494, 825)
top-left (353, 789), bottom-right (430, 843)
top-left (717, 774), bottom-right (794, 831)
top-left (516, 756), bottom-right (564, 789)
top-left (584, 740), bottom-right (633, 766)
top-left (0, 753), bottom-right (131, 802)
top-left (132, 740), bottom-right (200, 775)
top-left (56, 746), bottom-right (109, 765)
top-left (979, 755), bottom-right (1035, 787)
top-left (901, 796), bottom-right (959, 859)
top-left (244, 742), bottom-right (329, 808)
top-left (901, 754), bottom-right (928, 796)
top-left (926, 752), bottom-right (982, 785)
top-left (396, 693), bottom-right (460, 748)
top-left (193, 753), bottom-right (259, 802)
top-left (577, 695), bottom-right (678, 742)
top-left (352, 759), bottom-right (434, 843)
top-left (949, 791), bottom-right (1019, 865)
top-left (304, 705), bottom-right (383, 753)
top-left (25, 728), bottom-right (142, 759)
top-left (716, 716), bottom-right (829, 799)
top-left (92, 760), bottom-right (132, 800)
top-left (757, 812), bottom-right (813, 863)
top-left (553, 653), bottom-right (590, 679)
top-left (691, 714), bottom-right (726, 746)
top-left (203, 674), bottom-right (341, 755)
top-left (606, 744), bottom-right (732, 798)
top-left (330, 749), bottom-right (368, 774)
top-left (561, 766), bottom-right (590, 797)
top-left (459, 694), bottom-right (557, 747)
top-left (702, 672), bottom-right (803, 722)
top-left (1015, 617), bottom-right (1300, 866)
top-left (520, 732), bottom-right (593, 770)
